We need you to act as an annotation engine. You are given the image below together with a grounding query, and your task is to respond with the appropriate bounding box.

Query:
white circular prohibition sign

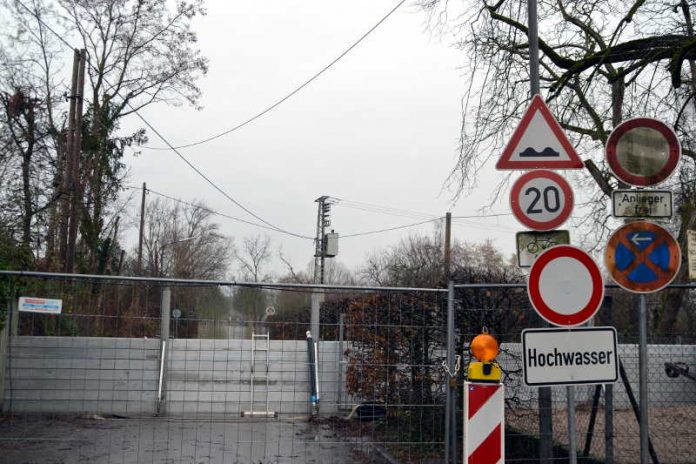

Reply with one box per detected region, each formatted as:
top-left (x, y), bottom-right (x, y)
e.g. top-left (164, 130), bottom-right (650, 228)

top-left (527, 245), bottom-right (604, 327)
top-left (510, 170), bottom-right (574, 231)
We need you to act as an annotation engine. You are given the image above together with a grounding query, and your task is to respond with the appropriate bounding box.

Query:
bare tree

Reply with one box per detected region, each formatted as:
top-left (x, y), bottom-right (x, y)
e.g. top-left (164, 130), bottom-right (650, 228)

top-left (231, 234), bottom-right (273, 322)
top-left (1, 0), bottom-right (208, 272)
top-left (420, 1), bottom-right (696, 193)
top-left (420, 0), bottom-right (696, 334)
top-left (360, 231), bottom-right (513, 288)
top-left (140, 198), bottom-right (231, 280)
top-left (0, 0), bottom-right (67, 267)
top-left (234, 235), bottom-right (272, 283)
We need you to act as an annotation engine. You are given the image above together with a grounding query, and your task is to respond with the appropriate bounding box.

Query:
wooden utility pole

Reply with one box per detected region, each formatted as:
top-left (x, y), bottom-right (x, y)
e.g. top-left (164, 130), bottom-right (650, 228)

top-left (65, 49), bottom-right (87, 272)
top-left (65, 49), bottom-right (86, 273)
top-left (137, 182), bottom-right (147, 275)
top-left (60, 49), bottom-right (80, 269)
top-left (444, 212), bottom-right (452, 282)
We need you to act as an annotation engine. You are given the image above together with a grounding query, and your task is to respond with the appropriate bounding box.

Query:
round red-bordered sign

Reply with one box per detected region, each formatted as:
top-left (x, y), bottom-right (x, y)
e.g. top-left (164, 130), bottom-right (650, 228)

top-left (510, 170), bottom-right (574, 231)
top-left (527, 245), bottom-right (604, 327)
top-left (604, 221), bottom-right (681, 293)
top-left (606, 118), bottom-right (680, 187)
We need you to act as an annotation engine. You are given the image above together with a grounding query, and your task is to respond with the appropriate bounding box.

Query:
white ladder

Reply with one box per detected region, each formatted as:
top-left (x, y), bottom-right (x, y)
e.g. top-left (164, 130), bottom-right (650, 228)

top-left (241, 332), bottom-right (277, 418)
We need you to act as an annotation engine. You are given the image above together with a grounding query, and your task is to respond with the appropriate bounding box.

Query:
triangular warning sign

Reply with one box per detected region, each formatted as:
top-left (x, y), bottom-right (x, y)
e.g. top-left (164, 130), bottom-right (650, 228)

top-left (496, 95), bottom-right (583, 170)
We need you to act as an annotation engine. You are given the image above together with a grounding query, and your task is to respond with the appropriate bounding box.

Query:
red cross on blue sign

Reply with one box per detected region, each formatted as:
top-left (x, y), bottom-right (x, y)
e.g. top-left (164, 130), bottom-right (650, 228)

top-left (605, 221), bottom-right (681, 293)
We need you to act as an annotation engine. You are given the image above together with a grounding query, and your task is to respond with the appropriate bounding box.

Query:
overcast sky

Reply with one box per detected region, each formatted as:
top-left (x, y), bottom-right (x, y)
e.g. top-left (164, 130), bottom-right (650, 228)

top-left (119, 0), bottom-right (523, 277)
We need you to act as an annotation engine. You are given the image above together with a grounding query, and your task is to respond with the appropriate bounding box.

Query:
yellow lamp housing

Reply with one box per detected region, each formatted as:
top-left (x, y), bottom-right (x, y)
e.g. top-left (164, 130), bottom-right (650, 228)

top-left (467, 361), bottom-right (503, 383)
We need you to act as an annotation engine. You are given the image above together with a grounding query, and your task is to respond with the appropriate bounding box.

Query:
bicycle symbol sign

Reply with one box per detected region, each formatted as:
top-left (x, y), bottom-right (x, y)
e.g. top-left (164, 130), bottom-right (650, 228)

top-left (510, 170), bottom-right (574, 231)
top-left (604, 221), bottom-right (681, 293)
top-left (516, 230), bottom-right (570, 267)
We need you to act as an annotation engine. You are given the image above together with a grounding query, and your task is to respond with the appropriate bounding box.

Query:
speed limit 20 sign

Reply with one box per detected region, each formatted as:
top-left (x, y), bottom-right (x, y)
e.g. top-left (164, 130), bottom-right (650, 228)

top-left (510, 170), bottom-right (574, 231)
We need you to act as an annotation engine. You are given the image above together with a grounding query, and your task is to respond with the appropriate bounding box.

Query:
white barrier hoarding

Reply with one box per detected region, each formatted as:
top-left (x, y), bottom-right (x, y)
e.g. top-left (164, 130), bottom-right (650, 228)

top-left (522, 327), bottom-right (618, 386)
top-left (18, 296), bottom-right (62, 315)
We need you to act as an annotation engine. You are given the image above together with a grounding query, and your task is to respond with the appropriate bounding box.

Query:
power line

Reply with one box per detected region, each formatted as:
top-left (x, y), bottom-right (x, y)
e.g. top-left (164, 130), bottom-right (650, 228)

top-left (341, 217), bottom-right (443, 238)
top-left (332, 197), bottom-right (520, 234)
top-left (129, 110), bottom-right (311, 238)
top-left (130, 185), bottom-right (442, 240)
top-left (143, 0), bottom-right (407, 151)
top-left (451, 213), bottom-right (511, 219)
top-left (332, 197), bottom-right (438, 220)
top-left (14, 0), bottom-right (309, 240)
top-left (126, 185), bottom-right (445, 240)
top-left (333, 197), bottom-right (515, 221)
top-left (122, 185), bottom-right (313, 240)
top-left (450, 220), bottom-right (518, 233)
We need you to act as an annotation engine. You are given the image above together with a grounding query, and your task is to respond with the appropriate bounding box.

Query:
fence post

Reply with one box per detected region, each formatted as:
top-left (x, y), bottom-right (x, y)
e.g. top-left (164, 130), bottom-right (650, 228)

top-left (0, 295), bottom-right (12, 412)
top-left (310, 291), bottom-right (323, 343)
top-left (10, 292), bottom-right (18, 337)
top-left (605, 296), bottom-right (614, 464)
top-left (337, 313), bottom-right (345, 409)
top-left (161, 287), bottom-right (171, 342)
top-left (445, 281), bottom-right (456, 464)
top-left (157, 286), bottom-right (171, 415)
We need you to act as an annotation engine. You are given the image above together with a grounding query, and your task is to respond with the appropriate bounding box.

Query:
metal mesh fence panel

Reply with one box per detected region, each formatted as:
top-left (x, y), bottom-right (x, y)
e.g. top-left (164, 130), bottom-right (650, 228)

top-left (455, 284), bottom-right (696, 464)
top-left (0, 274), bottom-right (449, 464)
top-left (2, 273), bottom-right (696, 463)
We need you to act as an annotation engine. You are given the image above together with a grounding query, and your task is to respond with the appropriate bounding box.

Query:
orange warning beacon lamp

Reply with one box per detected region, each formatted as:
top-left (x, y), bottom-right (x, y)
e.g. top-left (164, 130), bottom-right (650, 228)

top-left (467, 327), bottom-right (502, 383)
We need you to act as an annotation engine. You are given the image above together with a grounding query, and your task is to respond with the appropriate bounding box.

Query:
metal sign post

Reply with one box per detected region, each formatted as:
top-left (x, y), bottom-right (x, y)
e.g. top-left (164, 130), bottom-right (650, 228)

top-left (567, 385), bottom-right (577, 464)
top-left (639, 294), bottom-right (649, 464)
top-left (525, 0), bottom-right (553, 459)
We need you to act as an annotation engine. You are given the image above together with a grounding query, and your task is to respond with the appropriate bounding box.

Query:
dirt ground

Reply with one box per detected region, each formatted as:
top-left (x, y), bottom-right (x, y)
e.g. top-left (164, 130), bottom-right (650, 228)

top-left (0, 415), bottom-right (373, 464)
top-left (507, 405), bottom-right (696, 464)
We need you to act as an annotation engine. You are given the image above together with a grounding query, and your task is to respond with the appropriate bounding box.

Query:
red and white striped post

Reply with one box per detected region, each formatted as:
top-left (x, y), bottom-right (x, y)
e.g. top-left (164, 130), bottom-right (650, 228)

top-left (463, 382), bottom-right (505, 463)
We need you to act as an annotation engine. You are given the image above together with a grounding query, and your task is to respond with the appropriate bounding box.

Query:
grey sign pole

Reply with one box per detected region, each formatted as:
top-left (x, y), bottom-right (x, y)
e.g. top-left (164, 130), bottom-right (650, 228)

top-left (567, 385), bottom-right (577, 464)
top-left (639, 293), bottom-right (649, 464)
top-left (528, 0), bottom-right (540, 96)
top-left (605, 296), bottom-right (614, 464)
top-left (526, 0), bottom-right (553, 461)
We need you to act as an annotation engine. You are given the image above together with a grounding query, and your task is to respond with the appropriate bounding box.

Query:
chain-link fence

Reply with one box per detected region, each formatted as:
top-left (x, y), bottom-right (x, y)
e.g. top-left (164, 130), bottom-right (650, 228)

top-left (0, 272), bottom-right (695, 463)
top-left (455, 284), bottom-right (696, 464)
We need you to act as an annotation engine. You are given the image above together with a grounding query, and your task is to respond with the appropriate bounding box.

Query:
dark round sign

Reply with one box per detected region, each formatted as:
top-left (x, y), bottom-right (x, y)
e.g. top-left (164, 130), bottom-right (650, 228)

top-left (606, 118), bottom-right (680, 187)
